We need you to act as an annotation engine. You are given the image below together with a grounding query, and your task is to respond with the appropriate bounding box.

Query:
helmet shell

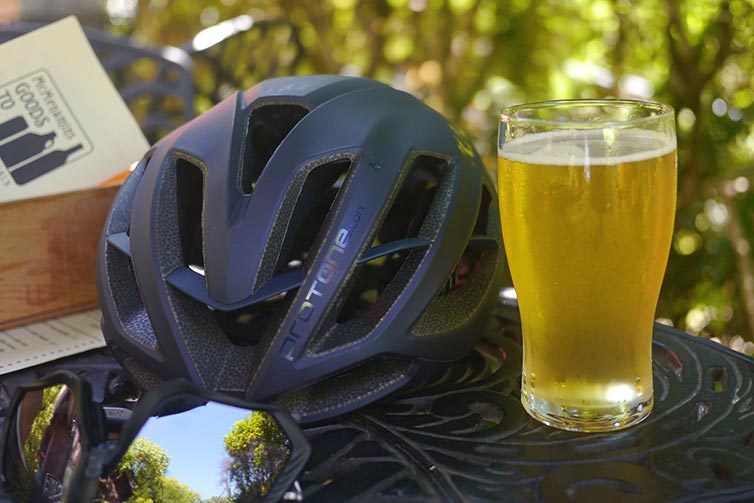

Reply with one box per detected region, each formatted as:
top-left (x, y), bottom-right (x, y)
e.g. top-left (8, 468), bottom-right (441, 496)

top-left (97, 75), bottom-right (504, 422)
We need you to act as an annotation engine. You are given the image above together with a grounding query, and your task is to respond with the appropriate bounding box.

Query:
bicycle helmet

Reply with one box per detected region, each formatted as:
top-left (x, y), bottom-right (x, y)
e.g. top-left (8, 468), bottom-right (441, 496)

top-left (97, 75), bottom-right (504, 423)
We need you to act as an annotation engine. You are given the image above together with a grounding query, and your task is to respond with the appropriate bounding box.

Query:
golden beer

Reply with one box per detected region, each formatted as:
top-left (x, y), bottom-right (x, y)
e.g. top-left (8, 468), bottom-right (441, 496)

top-left (498, 126), bottom-right (676, 431)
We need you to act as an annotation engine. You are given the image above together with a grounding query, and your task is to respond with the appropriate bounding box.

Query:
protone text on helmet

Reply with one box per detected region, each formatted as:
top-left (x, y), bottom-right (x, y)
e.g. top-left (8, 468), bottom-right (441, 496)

top-left (280, 206), bottom-right (366, 361)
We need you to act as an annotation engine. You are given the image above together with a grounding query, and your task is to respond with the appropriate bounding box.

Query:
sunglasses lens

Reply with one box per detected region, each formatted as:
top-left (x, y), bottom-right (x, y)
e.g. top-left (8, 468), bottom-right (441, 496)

top-left (9, 384), bottom-right (82, 502)
top-left (97, 401), bottom-right (293, 502)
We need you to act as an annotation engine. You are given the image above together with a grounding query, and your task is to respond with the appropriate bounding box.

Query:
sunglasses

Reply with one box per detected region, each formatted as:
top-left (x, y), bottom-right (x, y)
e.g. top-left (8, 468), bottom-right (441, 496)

top-left (0, 370), bottom-right (310, 503)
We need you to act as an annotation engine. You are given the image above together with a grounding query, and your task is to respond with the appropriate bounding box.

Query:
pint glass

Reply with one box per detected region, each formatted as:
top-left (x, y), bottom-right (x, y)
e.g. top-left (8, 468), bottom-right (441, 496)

top-left (497, 100), bottom-right (677, 432)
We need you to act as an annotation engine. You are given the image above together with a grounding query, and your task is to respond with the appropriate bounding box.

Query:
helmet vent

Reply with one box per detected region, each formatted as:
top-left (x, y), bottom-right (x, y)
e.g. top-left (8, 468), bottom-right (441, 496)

top-left (102, 158), bottom-right (159, 351)
top-left (176, 158), bottom-right (205, 271)
top-left (412, 178), bottom-right (501, 339)
top-left (308, 155), bottom-right (448, 354)
top-left (440, 183), bottom-right (497, 296)
top-left (444, 243), bottom-right (487, 294)
top-left (379, 154), bottom-right (446, 242)
top-left (273, 158), bottom-right (351, 276)
top-left (334, 250), bottom-right (418, 325)
top-left (336, 154), bottom-right (446, 323)
top-left (242, 104), bottom-right (309, 194)
top-left (411, 241), bottom-right (498, 337)
top-left (105, 244), bottom-right (159, 350)
top-left (211, 293), bottom-right (292, 347)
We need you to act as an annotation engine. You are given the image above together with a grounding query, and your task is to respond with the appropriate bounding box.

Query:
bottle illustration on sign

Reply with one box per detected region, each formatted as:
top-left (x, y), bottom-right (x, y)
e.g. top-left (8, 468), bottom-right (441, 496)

top-left (11, 144), bottom-right (84, 185)
top-left (0, 131), bottom-right (56, 168)
top-left (0, 116), bottom-right (28, 142)
top-left (0, 106), bottom-right (87, 186)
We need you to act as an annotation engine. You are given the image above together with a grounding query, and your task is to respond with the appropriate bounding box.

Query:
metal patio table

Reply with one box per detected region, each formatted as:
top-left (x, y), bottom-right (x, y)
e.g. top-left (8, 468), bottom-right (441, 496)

top-left (298, 300), bottom-right (754, 503)
top-left (1, 300), bottom-right (754, 502)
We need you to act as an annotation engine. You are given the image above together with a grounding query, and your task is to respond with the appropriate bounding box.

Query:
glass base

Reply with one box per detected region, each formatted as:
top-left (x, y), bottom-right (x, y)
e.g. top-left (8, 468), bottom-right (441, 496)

top-left (522, 390), bottom-right (653, 432)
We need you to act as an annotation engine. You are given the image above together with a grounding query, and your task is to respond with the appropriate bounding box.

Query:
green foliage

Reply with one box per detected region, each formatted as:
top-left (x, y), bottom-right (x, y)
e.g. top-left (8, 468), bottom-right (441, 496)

top-left (23, 385), bottom-right (65, 473)
top-left (103, 438), bottom-right (206, 503)
top-left (121, 0), bottom-right (754, 350)
top-left (199, 497), bottom-right (233, 503)
top-left (159, 478), bottom-right (202, 503)
top-left (222, 412), bottom-right (291, 501)
top-left (115, 437), bottom-right (169, 501)
top-left (224, 411), bottom-right (288, 454)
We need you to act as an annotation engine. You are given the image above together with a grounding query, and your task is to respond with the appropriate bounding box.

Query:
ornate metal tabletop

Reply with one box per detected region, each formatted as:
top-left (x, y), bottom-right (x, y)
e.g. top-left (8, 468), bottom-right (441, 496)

top-left (1, 301), bottom-right (754, 502)
top-left (299, 302), bottom-right (754, 503)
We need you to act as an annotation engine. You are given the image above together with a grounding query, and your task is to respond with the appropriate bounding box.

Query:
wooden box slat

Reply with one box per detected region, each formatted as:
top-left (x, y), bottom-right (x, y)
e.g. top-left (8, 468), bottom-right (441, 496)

top-left (0, 186), bottom-right (119, 330)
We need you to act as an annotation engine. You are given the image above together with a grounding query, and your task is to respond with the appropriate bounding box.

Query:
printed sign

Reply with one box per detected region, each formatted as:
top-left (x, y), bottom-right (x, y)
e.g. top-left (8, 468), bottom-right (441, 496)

top-left (0, 70), bottom-right (93, 185)
top-left (0, 17), bottom-right (149, 203)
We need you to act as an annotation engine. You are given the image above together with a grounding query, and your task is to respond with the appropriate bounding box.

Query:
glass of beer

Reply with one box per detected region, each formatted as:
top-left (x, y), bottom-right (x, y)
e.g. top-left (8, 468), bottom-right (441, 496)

top-left (497, 99), bottom-right (676, 432)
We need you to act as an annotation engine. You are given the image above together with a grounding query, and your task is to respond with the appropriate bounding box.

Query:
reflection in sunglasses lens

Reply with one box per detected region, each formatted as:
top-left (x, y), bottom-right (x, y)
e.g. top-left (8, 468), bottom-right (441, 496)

top-left (16, 384), bottom-right (82, 502)
top-left (97, 402), bottom-right (292, 502)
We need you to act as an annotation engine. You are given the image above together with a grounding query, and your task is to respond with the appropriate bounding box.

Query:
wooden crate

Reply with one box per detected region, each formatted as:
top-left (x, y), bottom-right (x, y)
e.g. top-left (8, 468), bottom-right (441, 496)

top-left (0, 185), bottom-right (120, 330)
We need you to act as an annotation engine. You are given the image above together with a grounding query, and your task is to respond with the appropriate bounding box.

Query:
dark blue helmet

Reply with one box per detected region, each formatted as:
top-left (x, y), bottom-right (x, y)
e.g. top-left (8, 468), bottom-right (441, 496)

top-left (96, 75), bottom-right (504, 423)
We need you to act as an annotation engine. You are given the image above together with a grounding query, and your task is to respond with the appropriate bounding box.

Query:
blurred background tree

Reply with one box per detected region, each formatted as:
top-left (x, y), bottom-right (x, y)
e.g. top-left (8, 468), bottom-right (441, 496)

top-left (4, 0), bottom-right (753, 351)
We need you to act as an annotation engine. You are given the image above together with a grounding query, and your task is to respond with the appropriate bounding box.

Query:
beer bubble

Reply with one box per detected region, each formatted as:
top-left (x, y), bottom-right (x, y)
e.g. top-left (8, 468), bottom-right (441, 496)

top-left (634, 377), bottom-right (644, 396)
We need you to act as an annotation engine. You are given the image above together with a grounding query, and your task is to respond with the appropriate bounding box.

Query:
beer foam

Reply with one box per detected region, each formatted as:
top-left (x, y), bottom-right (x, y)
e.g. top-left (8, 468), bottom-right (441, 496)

top-left (499, 129), bottom-right (676, 166)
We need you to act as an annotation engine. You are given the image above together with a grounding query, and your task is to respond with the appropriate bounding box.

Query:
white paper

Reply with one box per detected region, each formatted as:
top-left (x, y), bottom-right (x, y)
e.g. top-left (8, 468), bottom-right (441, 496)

top-left (0, 16), bottom-right (149, 202)
top-left (0, 309), bottom-right (105, 374)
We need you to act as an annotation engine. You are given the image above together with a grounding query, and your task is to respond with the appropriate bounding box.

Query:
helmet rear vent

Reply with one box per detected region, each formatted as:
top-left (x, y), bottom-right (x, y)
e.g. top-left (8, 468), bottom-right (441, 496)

top-left (176, 158), bottom-right (205, 272)
top-left (242, 104), bottom-right (309, 194)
